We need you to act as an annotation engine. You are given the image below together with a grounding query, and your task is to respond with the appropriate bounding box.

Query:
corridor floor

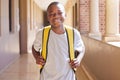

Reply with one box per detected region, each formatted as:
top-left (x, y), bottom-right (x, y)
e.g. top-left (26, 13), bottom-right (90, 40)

top-left (0, 54), bottom-right (40, 80)
top-left (0, 53), bottom-right (89, 80)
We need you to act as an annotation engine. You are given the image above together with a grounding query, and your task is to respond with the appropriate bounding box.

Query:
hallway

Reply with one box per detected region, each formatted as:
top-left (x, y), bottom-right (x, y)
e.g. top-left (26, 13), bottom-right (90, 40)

top-left (0, 53), bottom-right (90, 80)
top-left (0, 0), bottom-right (120, 80)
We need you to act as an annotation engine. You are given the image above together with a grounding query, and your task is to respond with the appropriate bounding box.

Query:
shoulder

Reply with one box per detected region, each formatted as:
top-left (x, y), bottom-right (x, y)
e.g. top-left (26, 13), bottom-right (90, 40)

top-left (64, 25), bottom-right (78, 31)
top-left (64, 25), bottom-right (80, 35)
top-left (73, 28), bottom-right (82, 40)
top-left (73, 28), bottom-right (80, 34)
top-left (36, 28), bottom-right (43, 35)
top-left (64, 25), bottom-right (73, 30)
top-left (36, 26), bottom-right (51, 37)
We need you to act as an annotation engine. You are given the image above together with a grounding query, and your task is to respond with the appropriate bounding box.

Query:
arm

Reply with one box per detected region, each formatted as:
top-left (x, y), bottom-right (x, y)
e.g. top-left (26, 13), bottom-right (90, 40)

top-left (32, 45), bottom-right (40, 60)
top-left (69, 29), bottom-right (85, 68)
top-left (32, 45), bottom-right (45, 65)
top-left (69, 47), bottom-right (85, 68)
top-left (32, 29), bottom-right (45, 66)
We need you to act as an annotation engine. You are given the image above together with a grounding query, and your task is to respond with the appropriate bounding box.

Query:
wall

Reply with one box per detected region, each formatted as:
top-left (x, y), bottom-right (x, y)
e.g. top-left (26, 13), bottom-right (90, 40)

top-left (99, 0), bottom-right (105, 35)
top-left (64, 0), bottom-right (77, 27)
top-left (19, 0), bottom-right (44, 54)
top-left (33, 1), bottom-right (44, 28)
top-left (27, 0), bottom-right (44, 53)
top-left (0, 0), bottom-right (20, 72)
top-left (82, 36), bottom-right (120, 80)
top-left (64, 7), bottom-right (74, 27)
top-left (79, 0), bottom-right (106, 35)
top-left (79, 0), bottom-right (90, 34)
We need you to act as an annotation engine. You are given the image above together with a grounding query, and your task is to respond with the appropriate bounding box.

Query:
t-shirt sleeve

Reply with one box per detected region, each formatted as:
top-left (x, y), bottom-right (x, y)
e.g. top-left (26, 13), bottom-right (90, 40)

top-left (33, 29), bottom-right (43, 52)
top-left (74, 29), bottom-right (85, 52)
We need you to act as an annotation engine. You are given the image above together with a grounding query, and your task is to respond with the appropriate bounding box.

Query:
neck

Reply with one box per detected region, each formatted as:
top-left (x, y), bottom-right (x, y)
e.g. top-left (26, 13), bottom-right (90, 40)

top-left (51, 25), bottom-right (65, 34)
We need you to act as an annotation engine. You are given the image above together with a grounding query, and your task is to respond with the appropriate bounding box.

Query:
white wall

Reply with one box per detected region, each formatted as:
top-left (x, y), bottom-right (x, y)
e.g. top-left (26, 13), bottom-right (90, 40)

top-left (0, 0), bottom-right (20, 72)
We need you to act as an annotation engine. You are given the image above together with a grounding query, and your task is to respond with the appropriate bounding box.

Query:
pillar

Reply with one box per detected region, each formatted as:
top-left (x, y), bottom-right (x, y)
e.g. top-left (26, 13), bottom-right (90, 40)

top-left (19, 0), bottom-right (28, 54)
top-left (89, 0), bottom-right (101, 40)
top-left (104, 0), bottom-right (120, 41)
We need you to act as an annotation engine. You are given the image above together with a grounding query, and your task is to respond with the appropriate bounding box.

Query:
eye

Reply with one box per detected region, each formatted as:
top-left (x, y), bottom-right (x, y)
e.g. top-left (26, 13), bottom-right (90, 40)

top-left (58, 12), bottom-right (62, 15)
top-left (49, 13), bottom-right (54, 17)
top-left (48, 11), bottom-right (63, 17)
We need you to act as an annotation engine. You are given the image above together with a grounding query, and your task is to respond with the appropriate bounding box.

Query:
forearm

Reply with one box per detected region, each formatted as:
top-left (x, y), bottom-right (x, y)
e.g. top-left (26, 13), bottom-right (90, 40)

top-left (76, 46), bottom-right (85, 64)
top-left (32, 45), bottom-right (40, 60)
top-left (69, 47), bottom-right (85, 68)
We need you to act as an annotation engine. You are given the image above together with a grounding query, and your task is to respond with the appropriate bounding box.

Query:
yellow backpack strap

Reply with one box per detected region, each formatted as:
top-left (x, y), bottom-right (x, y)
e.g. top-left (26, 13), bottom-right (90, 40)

top-left (65, 26), bottom-right (76, 72)
top-left (40, 26), bottom-right (51, 73)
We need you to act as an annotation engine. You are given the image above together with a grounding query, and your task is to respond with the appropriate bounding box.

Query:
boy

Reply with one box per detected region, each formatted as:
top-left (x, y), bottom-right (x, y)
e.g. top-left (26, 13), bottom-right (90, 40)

top-left (32, 1), bottom-right (85, 80)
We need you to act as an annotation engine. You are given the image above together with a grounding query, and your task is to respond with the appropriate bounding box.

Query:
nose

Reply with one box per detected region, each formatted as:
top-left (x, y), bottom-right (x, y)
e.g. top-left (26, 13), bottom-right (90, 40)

top-left (53, 13), bottom-right (58, 17)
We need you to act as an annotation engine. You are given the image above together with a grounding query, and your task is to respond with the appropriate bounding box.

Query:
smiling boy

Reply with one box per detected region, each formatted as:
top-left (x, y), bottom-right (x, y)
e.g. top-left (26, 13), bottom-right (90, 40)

top-left (32, 2), bottom-right (85, 80)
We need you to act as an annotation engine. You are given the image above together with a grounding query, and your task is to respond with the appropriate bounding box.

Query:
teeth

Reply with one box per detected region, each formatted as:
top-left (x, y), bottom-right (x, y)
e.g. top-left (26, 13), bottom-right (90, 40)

top-left (54, 19), bottom-right (60, 22)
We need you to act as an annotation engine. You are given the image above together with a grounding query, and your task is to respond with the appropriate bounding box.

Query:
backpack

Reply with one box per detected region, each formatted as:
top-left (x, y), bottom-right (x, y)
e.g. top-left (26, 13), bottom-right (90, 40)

top-left (40, 25), bottom-right (76, 73)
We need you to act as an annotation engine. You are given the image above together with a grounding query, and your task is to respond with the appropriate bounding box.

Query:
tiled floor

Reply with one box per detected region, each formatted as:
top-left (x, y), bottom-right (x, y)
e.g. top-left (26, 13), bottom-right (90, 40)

top-left (0, 54), bottom-right (40, 80)
top-left (0, 53), bottom-right (90, 80)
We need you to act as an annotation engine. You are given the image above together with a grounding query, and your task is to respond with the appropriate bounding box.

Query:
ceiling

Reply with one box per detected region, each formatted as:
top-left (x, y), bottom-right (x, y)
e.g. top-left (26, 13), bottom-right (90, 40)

top-left (34, 0), bottom-right (68, 10)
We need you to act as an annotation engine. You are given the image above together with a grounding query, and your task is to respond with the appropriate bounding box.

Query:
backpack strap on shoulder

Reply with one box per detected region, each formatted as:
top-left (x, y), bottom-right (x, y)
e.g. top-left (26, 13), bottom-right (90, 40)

top-left (40, 26), bottom-right (51, 73)
top-left (65, 25), bottom-right (76, 72)
top-left (40, 25), bottom-right (76, 73)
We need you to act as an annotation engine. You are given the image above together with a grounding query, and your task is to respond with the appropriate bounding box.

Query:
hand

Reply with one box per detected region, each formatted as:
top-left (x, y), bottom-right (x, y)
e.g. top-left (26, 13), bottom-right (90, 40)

top-left (69, 58), bottom-right (80, 68)
top-left (36, 55), bottom-right (45, 66)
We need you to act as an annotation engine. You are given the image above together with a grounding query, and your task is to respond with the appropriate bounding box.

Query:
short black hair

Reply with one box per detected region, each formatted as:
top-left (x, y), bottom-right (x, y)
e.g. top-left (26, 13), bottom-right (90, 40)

top-left (47, 2), bottom-right (60, 11)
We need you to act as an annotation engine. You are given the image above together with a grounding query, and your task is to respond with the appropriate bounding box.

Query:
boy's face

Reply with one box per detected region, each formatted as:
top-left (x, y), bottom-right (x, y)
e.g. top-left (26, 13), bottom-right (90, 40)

top-left (47, 4), bottom-right (66, 27)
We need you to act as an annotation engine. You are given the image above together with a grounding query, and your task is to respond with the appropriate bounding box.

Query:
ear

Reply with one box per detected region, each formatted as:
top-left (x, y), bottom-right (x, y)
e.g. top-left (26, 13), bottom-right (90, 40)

top-left (64, 13), bottom-right (67, 18)
top-left (47, 15), bottom-right (50, 21)
top-left (63, 12), bottom-right (66, 18)
top-left (47, 17), bottom-right (50, 25)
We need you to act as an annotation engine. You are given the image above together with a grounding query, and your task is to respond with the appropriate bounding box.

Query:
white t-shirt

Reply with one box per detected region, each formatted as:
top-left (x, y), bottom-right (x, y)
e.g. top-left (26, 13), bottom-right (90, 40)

top-left (33, 27), bottom-right (84, 80)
